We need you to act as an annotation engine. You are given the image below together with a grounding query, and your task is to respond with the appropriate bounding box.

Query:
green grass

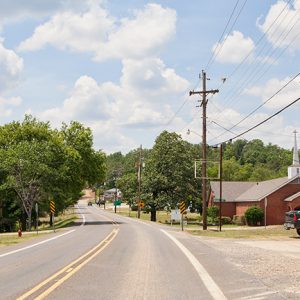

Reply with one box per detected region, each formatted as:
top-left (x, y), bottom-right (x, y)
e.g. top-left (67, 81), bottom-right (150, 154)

top-left (188, 226), bottom-right (299, 239)
top-left (0, 209), bottom-right (78, 247)
top-left (0, 233), bottom-right (48, 247)
top-left (116, 208), bottom-right (299, 239)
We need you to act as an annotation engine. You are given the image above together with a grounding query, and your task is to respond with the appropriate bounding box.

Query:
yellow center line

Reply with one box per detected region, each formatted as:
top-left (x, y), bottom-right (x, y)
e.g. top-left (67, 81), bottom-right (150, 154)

top-left (17, 215), bottom-right (119, 300)
top-left (35, 228), bottom-right (119, 300)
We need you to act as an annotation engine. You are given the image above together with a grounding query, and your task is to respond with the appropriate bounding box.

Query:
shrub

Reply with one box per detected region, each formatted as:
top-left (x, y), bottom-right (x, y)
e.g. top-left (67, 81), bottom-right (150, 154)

top-left (244, 206), bottom-right (264, 226)
top-left (221, 216), bottom-right (232, 224)
top-left (233, 215), bottom-right (246, 225)
top-left (207, 205), bottom-right (219, 223)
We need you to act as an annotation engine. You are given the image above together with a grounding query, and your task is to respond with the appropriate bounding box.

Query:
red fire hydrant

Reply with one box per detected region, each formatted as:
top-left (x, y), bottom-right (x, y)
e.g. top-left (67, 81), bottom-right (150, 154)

top-left (18, 228), bottom-right (22, 237)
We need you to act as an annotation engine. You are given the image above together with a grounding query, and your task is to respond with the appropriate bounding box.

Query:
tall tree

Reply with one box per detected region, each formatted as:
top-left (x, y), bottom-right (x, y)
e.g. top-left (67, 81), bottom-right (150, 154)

top-left (143, 131), bottom-right (195, 221)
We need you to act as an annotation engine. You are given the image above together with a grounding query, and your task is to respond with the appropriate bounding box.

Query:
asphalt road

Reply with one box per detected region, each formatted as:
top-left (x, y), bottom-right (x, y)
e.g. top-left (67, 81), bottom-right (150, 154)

top-left (0, 202), bottom-right (286, 300)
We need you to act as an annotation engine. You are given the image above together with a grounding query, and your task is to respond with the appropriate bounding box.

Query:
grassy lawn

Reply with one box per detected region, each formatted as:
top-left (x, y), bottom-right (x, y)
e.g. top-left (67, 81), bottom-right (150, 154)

top-left (0, 208), bottom-right (78, 247)
top-left (188, 226), bottom-right (299, 239)
top-left (116, 207), bottom-right (299, 239)
top-left (116, 207), bottom-right (200, 223)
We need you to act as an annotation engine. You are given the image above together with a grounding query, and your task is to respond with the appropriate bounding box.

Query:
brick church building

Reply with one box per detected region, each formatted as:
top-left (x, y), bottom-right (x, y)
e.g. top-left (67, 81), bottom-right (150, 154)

top-left (209, 131), bottom-right (300, 225)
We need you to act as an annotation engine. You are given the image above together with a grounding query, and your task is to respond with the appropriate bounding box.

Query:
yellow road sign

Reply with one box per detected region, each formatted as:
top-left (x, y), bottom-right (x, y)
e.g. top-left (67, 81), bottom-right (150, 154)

top-left (138, 200), bottom-right (145, 208)
top-left (179, 201), bottom-right (186, 214)
top-left (50, 200), bottom-right (55, 214)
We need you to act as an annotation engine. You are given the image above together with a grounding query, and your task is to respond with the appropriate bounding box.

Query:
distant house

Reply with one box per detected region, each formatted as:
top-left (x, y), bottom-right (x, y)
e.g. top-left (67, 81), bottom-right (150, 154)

top-left (209, 131), bottom-right (300, 225)
top-left (103, 188), bottom-right (122, 201)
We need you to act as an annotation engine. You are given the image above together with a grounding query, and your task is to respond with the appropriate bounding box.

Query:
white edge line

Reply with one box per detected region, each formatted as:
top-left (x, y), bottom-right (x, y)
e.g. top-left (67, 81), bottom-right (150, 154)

top-left (161, 229), bottom-right (227, 300)
top-left (1, 204), bottom-right (86, 258)
top-left (0, 230), bottom-right (75, 258)
top-left (76, 204), bottom-right (85, 226)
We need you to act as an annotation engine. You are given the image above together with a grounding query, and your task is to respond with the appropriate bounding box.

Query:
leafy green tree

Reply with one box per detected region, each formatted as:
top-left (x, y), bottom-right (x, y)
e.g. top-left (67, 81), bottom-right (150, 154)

top-left (241, 139), bottom-right (266, 165)
top-left (116, 173), bottom-right (138, 207)
top-left (143, 131), bottom-right (195, 221)
top-left (0, 117), bottom-right (106, 231)
top-left (105, 152), bottom-right (124, 189)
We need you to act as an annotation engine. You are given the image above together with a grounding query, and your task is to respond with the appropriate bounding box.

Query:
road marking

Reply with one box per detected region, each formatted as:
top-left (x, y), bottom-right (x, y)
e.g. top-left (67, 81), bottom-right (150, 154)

top-left (239, 290), bottom-right (279, 299)
top-left (17, 226), bottom-right (119, 299)
top-left (75, 204), bottom-right (85, 226)
top-left (161, 229), bottom-right (227, 300)
top-left (0, 230), bottom-right (75, 258)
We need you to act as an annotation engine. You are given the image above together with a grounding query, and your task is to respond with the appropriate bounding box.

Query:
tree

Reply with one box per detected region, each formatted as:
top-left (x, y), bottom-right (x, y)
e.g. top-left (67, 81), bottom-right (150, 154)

top-left (0, 117), bottom-right (106, 231)
top-left (143, 131), bottom-right (195, 221)
top-left (0, 116), bottom-right (63, 230)
top-left (116, 173), bottom-right (138, 207)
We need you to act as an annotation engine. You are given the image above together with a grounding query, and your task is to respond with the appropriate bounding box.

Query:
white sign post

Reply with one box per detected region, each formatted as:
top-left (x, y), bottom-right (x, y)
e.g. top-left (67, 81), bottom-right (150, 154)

top-left (171, 209), bottom-right (181, 226)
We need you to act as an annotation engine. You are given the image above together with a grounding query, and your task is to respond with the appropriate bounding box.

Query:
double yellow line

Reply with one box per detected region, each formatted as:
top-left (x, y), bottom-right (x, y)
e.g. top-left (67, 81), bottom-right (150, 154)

top-left (17, 221), bottom-right (119, 300)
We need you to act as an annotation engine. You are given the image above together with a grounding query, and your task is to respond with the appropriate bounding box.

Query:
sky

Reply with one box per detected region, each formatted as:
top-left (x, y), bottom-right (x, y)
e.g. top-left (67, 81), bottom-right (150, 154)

top-left (0, 0), bottom-right (300, 154)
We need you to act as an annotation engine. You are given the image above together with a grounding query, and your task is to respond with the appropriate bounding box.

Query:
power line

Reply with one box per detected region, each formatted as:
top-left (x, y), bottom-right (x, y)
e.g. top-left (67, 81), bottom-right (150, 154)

top-left (207, 0), bottom-right (293, 117)
top-left (213, 96), bottom-right (300, 146)
top-left (205, 0), bottom-right (241, 70)
top-left (208, 72), bottom-right (300, 143)
top-left (227, 72), bottom-right (300, 131)
top-left (220, 6), bottom-right (300, 109)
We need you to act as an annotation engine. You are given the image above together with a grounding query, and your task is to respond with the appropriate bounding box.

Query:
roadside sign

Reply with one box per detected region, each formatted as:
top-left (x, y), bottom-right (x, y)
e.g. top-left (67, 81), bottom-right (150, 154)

top-left (50, 199), bottom-right (55, 232)
top-left (179, 201), bottom-right (186, 214)
top-left (171, 209), bottom-right (181, 221)
top-left (50, 200), bottom-right (55, 213)
top-left (114, 200), bottom-right (121, 206)
top-left (138, 200), bottom-right (145, 208)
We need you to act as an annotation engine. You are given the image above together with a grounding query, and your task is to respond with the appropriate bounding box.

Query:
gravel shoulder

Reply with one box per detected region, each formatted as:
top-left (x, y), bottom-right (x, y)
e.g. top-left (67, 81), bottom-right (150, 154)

top-left (196, 235), bottom-right (300, 299)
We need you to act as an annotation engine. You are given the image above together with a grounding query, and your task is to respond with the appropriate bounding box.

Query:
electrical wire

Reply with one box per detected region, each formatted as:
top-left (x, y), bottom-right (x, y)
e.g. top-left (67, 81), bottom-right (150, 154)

top-left (208, 71), bottom-right (300, 143)
top-left (205, 0), bottom-right (241, 70)
top-left (221, 6), bottom-right (300, 109)
top-left (213, 96), bottom-right (300, 146)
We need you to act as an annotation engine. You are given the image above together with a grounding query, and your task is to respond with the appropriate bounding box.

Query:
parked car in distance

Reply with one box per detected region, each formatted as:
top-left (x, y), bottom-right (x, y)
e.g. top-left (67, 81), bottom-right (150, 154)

top-left (88, 201), bottom-right (93, 206)
top-left (284, 210), bottom-right (300, 235)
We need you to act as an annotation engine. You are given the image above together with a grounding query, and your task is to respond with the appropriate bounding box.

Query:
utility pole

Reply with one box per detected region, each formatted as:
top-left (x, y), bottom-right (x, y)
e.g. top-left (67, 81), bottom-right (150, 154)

top-left (137, 145), bottom-right (142, 219)
top-left (190, 70), bottom-right (219, 230)
top-left (219, 143), bottom-right (223, 232)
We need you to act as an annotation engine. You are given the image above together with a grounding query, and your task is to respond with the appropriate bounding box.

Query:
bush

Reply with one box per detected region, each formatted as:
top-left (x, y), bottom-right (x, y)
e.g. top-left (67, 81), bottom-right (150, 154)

top-left (233, 215), bottom-right (246, 225)
top-left (244, 206), bottom-right (264, 226)
top-left (221, 216), bottom-right (232, 224)
top-left (207, 205), bottom-right (219, 223)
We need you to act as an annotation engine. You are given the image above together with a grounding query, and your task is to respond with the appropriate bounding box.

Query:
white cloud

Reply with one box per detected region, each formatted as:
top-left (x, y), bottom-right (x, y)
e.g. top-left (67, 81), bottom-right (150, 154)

top-left (0, 0), bottom-right (89, 29)
top-left (94, 3), bottom-right (176, 61)
top-left (0, 39), bottom-right (23, 90)
top-left (0, 96), bottom-right (22, 117)
top-left (212, 31), bottom-right (255, 64)
top-left (18, 3), bottom-right (114, 54)
top-left (258, 0), bottom-right (300, 50)
top-left (18, 3), bottom-right (176, 61)
top-left (37, 57), bottom-right (189, 152)
top-left (244, 76), bottom-right (300, 109)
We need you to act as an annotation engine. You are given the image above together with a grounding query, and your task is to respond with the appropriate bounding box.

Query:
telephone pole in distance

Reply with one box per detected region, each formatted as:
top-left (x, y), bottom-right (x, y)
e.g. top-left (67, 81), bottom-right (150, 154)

top-left (189, 70), bottom-right (219, 230)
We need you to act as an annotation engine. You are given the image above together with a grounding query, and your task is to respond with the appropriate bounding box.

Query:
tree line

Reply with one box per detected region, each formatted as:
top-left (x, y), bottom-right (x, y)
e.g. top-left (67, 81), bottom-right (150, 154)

top-left (0, 116), bottom-right (105, 232)
top-left (105, 131), bottom-right (293, 221)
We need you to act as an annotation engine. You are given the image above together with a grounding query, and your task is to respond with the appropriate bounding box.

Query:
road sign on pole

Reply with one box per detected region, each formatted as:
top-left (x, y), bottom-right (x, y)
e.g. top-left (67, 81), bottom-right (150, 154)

top-left (50, 199), bottom-right (55, 232)
top-left (50, 200), bottom-right (55, 213)
top-left (35, 203), bottom-right (39, 235)
top-left (178, 201), bottom-right (186, 231)
top-left (179, 201), bottom-right (186, 214)
top-left (138, 200), bottom-right (145, 208)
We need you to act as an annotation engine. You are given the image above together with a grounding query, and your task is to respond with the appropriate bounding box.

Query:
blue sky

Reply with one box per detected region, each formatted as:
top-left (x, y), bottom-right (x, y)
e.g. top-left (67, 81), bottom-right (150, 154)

top-left (0, 0), bottom-right (299, 153)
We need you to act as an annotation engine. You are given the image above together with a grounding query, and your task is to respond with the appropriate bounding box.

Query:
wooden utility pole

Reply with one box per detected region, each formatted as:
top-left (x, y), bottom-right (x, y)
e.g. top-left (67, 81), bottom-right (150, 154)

top-left (190, 70), bottom-right (219, 230)
top-left (219, 143), bottom-right (223, 232)
top-left (137, 145), bottom-right (142, 219)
